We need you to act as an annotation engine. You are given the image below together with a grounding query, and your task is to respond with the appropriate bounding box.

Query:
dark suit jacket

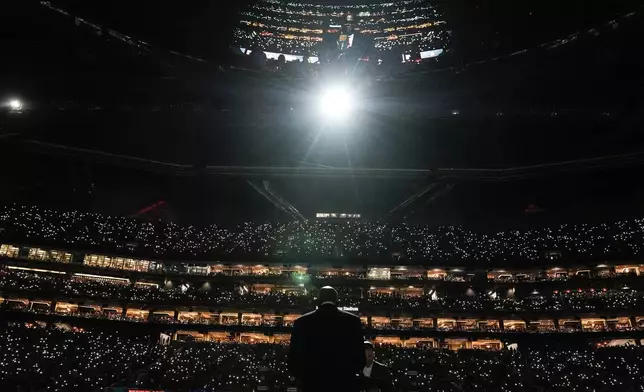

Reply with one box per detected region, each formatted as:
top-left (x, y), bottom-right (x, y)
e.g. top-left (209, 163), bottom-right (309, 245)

top-left (288, 303), bottom-right (365, 392)
top-left (362, 361), bottom-right (392, 392)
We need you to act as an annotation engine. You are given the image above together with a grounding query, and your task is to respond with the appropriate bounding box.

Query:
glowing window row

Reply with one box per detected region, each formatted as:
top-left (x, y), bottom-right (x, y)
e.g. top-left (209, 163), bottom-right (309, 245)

top-left (2, 297), bottom-right (640, 332)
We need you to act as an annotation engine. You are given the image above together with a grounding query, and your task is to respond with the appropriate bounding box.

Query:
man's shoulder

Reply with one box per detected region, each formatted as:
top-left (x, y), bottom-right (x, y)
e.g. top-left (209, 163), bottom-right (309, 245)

top-left (294, 307), bottom-right (360, 325)
top-left (337, 308), bottom-right (362, 321)
top-left (374, 361), bottom-right (388, 369)
top-left (293, 309), bottom-right (317, 324)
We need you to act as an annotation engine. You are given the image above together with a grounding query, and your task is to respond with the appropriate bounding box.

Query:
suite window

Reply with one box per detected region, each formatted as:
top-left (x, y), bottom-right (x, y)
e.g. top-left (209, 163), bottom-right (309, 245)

top-left (84, 254), bottom-right (106, 268)
top-left (27, 248), bottom-right (48, 261)
top-left (0, 244), bottom-right (20, 258)
top-left (148, 261), bottom-right (163, 272)
top-left (50, 250), bottom-right (72, 263)
top-left (122, 258), bottom-right (136, 271)
top-left (186, 265), bottom-right (209, 275)
top-left (112, 257), bottom-right (125, 270)
top-left (135, 260), bottom-right (150, 272)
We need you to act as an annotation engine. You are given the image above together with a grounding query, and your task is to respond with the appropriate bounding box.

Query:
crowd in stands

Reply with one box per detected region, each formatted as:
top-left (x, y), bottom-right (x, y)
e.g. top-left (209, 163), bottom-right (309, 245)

top-left (2, 205), bottom-right (644, 263)
top-left (0, 323), bottom-right (159, 392)
top-left (2, 323), bottom-right (644, 391)
top-left (0, 270), bottom-right (307, 307)
top-left (4, 270), bottom-right (644, 319)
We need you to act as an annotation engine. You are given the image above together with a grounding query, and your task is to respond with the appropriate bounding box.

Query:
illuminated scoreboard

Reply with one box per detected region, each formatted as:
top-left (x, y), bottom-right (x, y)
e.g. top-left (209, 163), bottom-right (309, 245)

top-left (234, 0), bottom-right (450, 57)
top-left (316, 212), bottom-right (361, 219)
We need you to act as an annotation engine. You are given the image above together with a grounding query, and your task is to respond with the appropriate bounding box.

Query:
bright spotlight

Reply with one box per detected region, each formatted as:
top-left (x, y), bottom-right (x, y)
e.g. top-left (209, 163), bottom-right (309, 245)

top-left (318, 86), bottom-right (354, 119)
top-left (9, 99), bottom-right (23, 111)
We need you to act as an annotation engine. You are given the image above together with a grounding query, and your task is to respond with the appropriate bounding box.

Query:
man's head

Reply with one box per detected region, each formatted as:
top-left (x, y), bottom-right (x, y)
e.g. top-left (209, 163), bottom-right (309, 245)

top-left (318, 286), bottom-right (338, 305)
top-left (364, 341), bottom-right (375, 365)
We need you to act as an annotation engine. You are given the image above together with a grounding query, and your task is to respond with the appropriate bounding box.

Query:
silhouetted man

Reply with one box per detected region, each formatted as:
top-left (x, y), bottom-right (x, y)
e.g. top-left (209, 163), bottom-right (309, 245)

top-left (361, 341), bottom-right (392, 392)
top-left (289, 286), bottom-right (365, 392)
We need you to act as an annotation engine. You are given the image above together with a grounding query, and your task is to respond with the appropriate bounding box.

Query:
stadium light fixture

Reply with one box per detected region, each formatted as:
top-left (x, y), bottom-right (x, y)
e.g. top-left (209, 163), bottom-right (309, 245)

top-left (8, 99), bottom-right (23, 111)
top-left (318, 85), bottom-right (354, 120)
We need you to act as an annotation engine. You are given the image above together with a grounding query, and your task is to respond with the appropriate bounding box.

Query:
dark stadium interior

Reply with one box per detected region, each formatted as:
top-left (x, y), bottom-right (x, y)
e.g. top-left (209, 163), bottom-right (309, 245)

top-left (2, 0), bottom-right (644, 225)
top-left (2, 0), bottom-right (644, 391)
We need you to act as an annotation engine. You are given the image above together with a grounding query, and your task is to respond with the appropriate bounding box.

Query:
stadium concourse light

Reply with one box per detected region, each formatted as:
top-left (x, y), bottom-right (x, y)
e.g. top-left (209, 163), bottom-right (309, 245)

top-left (8, 99), bottom-right (23, 111)
top-left (318, 85), bottom-right (354, 120)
